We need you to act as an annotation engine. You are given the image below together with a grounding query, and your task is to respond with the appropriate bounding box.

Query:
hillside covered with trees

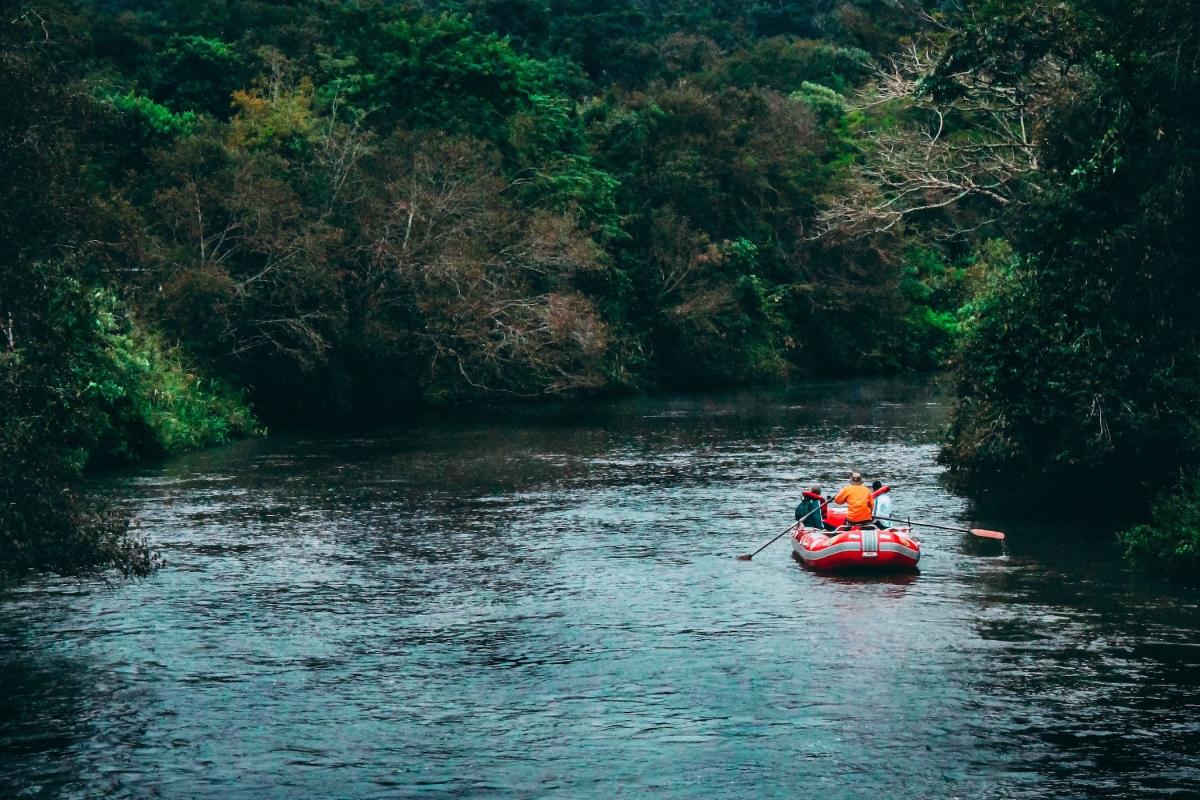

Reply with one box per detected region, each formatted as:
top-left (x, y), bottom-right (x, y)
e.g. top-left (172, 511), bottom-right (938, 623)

top-left (3, 0), bottom-right (1199, 576)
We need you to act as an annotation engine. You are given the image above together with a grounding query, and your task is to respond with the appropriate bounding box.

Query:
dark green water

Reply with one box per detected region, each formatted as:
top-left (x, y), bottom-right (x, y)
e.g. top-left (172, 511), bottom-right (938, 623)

top-left (3, 380), bottom-right (1198, 799)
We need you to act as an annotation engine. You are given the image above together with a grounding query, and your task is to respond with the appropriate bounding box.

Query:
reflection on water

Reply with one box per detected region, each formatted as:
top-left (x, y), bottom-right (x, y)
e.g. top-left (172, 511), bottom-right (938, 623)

top-left (2, 380), bottom-right (1198, 799)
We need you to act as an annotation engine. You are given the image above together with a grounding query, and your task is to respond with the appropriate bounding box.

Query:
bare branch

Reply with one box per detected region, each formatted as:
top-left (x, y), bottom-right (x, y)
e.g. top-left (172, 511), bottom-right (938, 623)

top-left (815, 38), bottom-right (1057, 239)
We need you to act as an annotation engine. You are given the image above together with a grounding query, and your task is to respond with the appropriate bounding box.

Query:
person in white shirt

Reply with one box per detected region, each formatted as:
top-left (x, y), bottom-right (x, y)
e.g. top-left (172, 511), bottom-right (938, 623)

top-left (872, 480), bottom-right (894, 527)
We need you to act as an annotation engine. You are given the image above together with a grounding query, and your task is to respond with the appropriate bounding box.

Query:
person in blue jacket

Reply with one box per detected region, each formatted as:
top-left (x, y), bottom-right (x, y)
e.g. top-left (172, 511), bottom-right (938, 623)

top-left (795, 486), bottom-right (831, 530)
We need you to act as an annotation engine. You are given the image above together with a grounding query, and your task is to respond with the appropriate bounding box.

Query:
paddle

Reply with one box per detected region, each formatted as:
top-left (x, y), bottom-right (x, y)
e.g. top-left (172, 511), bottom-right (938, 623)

top-left (737, 504), bottom-right (823, 561)
top-left (876, 516), bottom-right (1005, 541)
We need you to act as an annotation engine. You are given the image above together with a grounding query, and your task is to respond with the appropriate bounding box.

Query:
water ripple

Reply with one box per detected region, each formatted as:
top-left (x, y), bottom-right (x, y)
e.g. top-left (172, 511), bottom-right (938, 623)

top-left (3, 382), bottom-right (1198, 799)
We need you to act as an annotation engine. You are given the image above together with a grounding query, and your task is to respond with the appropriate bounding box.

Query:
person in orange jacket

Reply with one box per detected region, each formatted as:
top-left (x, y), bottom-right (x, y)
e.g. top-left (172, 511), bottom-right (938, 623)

top-left (834, 471), bottom-right (874, 526)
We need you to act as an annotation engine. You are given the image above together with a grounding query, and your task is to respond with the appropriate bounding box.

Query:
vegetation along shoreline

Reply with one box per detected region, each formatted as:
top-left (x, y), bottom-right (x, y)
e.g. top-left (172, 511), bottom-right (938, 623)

top-left (3, 0), bottom-right (1198, 579)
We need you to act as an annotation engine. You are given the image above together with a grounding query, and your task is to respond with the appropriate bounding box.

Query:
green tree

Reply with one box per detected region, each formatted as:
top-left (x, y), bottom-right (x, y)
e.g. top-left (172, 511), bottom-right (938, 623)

top-left (154, 34), bottom-right (248, 118)
top-left (940, 1), bottom-right (1200, 500)
top-left (1120, 471), bottom-right (1200, 577)
top-left (1, 2), bottom-right (253, 578)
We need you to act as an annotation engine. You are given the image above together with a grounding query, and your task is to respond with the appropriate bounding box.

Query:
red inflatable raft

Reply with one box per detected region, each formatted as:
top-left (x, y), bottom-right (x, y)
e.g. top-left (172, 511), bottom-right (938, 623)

top-left (792, 525), bottom-right (920, 572)
top-left (823, 507), bottom-right (848, 528)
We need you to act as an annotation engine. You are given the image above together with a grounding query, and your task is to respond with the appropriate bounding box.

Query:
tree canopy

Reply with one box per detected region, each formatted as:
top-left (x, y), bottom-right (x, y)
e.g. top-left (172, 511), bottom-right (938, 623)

top-left (5, 0), bottom-right (1200, 575)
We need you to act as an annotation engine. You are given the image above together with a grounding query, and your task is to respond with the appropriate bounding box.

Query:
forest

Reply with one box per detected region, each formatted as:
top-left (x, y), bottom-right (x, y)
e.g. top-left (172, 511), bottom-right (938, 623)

top-left (2, 0), bottom-right (1199, 577)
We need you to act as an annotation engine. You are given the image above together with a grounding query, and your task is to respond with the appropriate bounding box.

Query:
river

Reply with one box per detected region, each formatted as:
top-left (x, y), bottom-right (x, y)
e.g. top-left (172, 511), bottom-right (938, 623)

top-left (2, 380), bottom-right (1198, 799)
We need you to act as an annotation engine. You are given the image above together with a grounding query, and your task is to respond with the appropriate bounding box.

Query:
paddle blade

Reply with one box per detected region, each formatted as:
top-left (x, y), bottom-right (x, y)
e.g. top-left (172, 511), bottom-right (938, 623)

top-left (736, 554), bottom-right (753, 561)
top-left (971, 528), bottom-right (1006, 541)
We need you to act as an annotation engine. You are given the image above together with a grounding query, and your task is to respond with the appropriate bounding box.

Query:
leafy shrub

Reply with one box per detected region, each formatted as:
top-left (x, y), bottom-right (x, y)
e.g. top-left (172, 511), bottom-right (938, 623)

top-left (87, 290), bottom-right (257, 463)
top-left (894, 246), bottom-right (975, 369)
top-left (0, 417), bottom-right (159, 581)
top-left (153, 34), bottom-right (248, 117)
top-left (1, 265), bottom-right (155, 578)
top-left (1119, 471), bottom-right (1200, 576)
top-left (107, 91), bottom-right (198, 138)
top-left (701, 38), bottom-right (871, 93)
top-left (0, 264), bottom-right (254, 579)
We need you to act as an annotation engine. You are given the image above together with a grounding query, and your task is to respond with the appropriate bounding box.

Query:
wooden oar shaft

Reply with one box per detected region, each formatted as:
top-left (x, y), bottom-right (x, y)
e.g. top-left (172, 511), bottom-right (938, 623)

top-left (876, 516), bottom-right (1004, 540)
top-left (738, 504), bottom-right (822, 560)
top-left (876, 516), bottom-right (965, 533)
top-left (742, 522), bottom-right (799, 560)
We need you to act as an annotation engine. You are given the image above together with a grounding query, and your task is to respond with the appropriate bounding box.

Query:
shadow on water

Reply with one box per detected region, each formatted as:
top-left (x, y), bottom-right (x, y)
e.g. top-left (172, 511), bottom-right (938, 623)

top-left (789, 554), bottom-right (922, 585)
top-left (815, 570), bottom-right (921, 587)
top-left (961, 534), bottom-right (1008, 558)
top-left (0, 597), bottom-right (164, 800)
top-left (951, 517), bottom-right (1200, 798)
top-left (0, 645), bottom-right (85, 795)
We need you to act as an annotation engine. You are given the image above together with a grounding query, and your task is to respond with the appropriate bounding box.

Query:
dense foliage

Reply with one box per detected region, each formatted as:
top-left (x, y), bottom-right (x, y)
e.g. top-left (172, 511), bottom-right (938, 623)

top-left (2, 0), bottom-right (965, 575)
top-left (7, 0), bottom-right (1199, 575)
top-left (1, 2), bottom-right (253, 578)
top-left (1120, 471), bottom-right (1200, 577)
top-left (934, 0), bottom-right (1200, 495)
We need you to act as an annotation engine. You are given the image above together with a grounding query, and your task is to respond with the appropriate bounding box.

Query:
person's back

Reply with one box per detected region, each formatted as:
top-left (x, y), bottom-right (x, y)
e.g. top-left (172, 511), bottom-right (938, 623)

top-left (834, 471), bottom-right (873, 524)
top-left (874, 492), bottom-right (894, 520)
top-left (872, 480), bottom-right (894, 523)
top-left (795, 486), bottom-right (825, 527)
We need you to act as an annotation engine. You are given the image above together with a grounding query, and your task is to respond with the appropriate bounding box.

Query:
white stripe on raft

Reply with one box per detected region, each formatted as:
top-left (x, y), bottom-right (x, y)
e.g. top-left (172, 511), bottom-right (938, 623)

top-left (878, 542), bottom-right (920, 559)
top-left (798, 541), bottom-right (864, 560)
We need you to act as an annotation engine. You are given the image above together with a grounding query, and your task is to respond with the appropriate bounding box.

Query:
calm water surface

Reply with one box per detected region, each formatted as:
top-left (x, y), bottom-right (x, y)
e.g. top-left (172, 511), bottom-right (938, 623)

top-left (3, 380), bottom-right (1199, 799)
